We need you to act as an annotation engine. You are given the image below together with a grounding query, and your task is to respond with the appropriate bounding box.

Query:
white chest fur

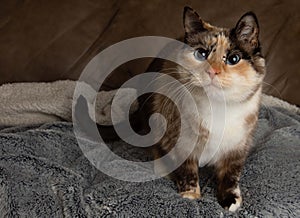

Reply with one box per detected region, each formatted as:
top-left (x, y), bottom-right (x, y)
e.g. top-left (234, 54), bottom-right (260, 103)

top-left (189, 89), bottom-right (260, 166)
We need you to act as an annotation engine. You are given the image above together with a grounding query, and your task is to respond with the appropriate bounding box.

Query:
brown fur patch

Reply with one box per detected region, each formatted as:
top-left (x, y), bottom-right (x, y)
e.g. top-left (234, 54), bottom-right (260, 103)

top-left (245, 112), bottom-right (258, 127)
top-left (215, 150), bottom-right (247, 180)
top-left (214, 149), bottom-right (248, 208)
top-left (229, 60), bottom-right (253, 77)
top-left (197, 124), bottom-right (210, 151)
top-left (174, 157), bottom-right (200, 196)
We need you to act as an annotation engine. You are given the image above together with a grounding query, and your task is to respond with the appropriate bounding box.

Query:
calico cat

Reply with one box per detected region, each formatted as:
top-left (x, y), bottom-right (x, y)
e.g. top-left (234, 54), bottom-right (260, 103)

top-left (150, 7), bottom-right (265, 212)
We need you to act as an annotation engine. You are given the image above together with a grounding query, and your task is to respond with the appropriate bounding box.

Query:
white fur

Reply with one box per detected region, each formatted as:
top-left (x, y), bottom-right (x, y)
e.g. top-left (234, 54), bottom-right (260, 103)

top-left (228, 186), bottom-right (242, 212)
top-left (187, 86), bottom-right (261, 166)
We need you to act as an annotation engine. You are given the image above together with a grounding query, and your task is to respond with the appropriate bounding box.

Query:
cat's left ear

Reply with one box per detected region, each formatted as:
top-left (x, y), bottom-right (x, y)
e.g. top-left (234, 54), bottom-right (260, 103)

top-left (234, 12), bottom-right (259, 52)
top-left (183, 6), bottom-right (211, 34)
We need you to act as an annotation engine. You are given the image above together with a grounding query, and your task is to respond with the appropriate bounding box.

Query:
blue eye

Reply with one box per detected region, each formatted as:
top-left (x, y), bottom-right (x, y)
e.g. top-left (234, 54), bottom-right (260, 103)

top-left (226, 54), bottom-right (241, 65)
top-left (194, 48), bottom-right (209, 61)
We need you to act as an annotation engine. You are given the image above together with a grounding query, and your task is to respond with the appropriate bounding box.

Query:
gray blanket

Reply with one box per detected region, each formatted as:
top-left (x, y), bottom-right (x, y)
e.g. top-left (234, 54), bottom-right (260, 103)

top-left (0, 106), bottom-right (299, 217)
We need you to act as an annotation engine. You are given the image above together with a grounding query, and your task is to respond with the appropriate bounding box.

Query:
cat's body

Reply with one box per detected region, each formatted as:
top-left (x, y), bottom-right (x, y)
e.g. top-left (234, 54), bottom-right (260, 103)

top-left (149, 7), bottom-right (265, 212)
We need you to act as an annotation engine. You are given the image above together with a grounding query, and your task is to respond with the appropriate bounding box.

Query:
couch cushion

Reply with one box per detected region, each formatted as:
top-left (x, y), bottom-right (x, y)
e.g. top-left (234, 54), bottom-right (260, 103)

top-left (0, 0), bottom-right (299, 105)
top-left (0, 0), bottom-right (116, 82)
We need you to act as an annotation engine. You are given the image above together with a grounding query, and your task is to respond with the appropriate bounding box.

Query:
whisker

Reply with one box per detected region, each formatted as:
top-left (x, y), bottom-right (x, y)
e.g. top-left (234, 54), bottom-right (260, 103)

top-left (162, 82), bottom-right (197, 129)
top-left (140, 77), bottom-right (188, 110)
top-left (262, 81), bottom-right (283, 99)
top-left (142, 69), bottom-right (190, 91)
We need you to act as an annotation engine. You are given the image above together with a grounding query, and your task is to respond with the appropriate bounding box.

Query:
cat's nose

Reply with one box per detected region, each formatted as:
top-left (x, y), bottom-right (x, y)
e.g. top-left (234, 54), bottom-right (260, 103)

top-left (206, 67), bottom-right (221, 79)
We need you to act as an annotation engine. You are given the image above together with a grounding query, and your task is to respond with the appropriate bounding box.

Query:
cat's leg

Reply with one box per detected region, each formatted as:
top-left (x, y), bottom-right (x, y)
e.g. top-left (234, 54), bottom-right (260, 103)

top-left (214, 151), bottom-right (247, 212)
top-left (174, 158), bottom-right (201, 199)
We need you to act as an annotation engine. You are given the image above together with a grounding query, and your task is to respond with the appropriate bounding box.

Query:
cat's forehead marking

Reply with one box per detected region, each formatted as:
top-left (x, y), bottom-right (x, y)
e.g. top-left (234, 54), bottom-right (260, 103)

top-left (216, 33), bottom-right (229, 46)
top-left (186, 28), bottom-right (231, 53)
top-left (204, 30), bottom-right (230, 48)
top-left (202, 35), bottom-right (217, 47)
top-left (208, 33), bottom-right (230, 62)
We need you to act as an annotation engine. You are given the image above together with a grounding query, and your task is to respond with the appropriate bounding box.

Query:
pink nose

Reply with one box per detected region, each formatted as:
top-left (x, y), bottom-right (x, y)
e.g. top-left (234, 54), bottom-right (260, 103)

top-left (207, 67), bottom-right (221, 79)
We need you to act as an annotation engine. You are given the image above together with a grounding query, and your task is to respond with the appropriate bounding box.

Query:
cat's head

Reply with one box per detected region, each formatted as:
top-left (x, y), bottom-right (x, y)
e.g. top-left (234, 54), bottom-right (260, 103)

top-left (179, 6), bottom-right (265, 103)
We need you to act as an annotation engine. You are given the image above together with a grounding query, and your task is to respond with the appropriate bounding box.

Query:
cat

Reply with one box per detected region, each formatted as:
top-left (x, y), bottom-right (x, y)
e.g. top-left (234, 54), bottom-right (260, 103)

top-left (149, 6), bottom-right (265, 212)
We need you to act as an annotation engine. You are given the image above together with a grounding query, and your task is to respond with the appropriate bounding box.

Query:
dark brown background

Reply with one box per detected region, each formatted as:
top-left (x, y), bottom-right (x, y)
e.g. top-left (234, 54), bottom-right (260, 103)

top-left (0, 0), bottom-right (299, 105)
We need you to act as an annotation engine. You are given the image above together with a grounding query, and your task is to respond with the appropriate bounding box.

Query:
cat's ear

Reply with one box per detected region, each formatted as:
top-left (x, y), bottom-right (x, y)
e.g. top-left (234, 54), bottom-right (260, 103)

top-left (234, 12), bottom-right (259, 51)
top-left (183, 6), bottom-right (210, 34)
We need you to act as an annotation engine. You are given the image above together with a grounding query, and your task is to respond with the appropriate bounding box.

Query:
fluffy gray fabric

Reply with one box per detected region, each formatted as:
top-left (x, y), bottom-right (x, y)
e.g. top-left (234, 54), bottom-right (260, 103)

top-left (0, 106), bottom-right (299, 217)
top-left (0, 81), bottom-right (139, 126)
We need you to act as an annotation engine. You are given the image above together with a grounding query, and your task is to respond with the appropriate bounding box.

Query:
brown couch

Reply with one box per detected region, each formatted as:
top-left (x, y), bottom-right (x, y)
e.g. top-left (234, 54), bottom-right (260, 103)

top-left (1, 0), bottom-right (299, 106)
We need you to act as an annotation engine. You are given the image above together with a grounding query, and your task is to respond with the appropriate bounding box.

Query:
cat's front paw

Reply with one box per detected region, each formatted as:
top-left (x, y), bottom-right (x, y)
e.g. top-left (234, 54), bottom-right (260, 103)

top-left (217, 187), bottom-right (242, 212)
top-left (180, 190), bottom-right (201, 200)
top-left (179, 183), bottom-right (201, 200)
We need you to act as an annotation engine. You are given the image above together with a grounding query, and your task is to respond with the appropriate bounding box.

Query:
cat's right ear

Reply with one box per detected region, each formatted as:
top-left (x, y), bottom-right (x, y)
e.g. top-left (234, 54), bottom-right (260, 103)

top-left (183, 6), bottom-right (208, 34)
top-left (234, 12), bottom-right (260, 52)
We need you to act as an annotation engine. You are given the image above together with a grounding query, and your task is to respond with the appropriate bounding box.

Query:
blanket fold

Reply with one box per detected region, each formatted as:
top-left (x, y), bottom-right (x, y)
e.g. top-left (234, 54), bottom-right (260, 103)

top-left (0, 105), bottom-right (299, 217)
top-left (0, 80), bottom-right (139, 126)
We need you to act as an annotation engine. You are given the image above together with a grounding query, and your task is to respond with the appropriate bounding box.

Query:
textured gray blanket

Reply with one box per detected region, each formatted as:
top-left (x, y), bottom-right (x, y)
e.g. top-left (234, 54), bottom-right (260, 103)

top-left (0, 105), bottom-right (299, 217)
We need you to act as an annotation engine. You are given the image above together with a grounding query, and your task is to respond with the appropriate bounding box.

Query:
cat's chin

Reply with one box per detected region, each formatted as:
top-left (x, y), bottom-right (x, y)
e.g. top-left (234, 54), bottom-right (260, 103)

top-left (200, 83), bottom-right (226, 100)
top-left (203, 83), bottom-right (222, 89)
top-left (202, 82), bottom-right (223, 93)
top-left (195, 78), bottom-right (223, 89)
